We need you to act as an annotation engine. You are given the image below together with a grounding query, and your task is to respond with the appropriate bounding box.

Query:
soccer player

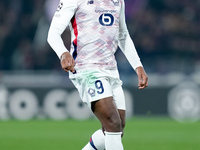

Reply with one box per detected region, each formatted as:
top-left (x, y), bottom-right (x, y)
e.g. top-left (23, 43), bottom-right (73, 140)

top-left (47, 0), bottom-right (148, 149)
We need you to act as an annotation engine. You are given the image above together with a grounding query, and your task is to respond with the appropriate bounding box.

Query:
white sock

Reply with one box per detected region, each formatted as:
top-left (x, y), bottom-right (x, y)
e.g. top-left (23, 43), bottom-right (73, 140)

top-left (105, 131), bottom-right (124, 150)
top-left (82, 129), bottom-right (105, 150)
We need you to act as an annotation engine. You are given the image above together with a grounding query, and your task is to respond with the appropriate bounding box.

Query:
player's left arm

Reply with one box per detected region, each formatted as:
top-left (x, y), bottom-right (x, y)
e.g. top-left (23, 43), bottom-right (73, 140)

top-left (118, 0), bottom-right (148, 89)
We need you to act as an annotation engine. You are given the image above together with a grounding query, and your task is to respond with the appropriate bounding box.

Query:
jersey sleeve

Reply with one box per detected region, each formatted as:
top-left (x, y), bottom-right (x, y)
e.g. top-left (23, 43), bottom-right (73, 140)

top-left (47, 0), bottom-right (77, 58)
top-left (118, 0), bottom-right (143, 70)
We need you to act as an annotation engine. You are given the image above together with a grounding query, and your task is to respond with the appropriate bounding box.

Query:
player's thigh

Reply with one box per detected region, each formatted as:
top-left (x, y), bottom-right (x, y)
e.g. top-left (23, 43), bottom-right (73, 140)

top-left (91, 96), bottom-right (120, 120)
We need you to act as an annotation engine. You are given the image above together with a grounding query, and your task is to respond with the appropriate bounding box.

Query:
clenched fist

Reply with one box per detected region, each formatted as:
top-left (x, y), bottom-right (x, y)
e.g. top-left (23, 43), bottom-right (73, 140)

top-left (60, 51), bottom-right (76, 73)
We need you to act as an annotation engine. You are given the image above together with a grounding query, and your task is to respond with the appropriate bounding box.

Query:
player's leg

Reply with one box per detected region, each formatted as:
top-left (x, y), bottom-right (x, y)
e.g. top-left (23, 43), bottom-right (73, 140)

top-left (81, 105), bottom-right (125, 150)
top-left (101, 109), bottom-right (126, 136)
top-left (91, 97), bottom-right (124, 150)
top-left (82, 97), bottom-right (122, 150)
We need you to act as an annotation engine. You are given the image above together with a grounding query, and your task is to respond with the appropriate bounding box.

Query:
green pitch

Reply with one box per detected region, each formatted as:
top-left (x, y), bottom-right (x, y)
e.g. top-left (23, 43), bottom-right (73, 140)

top-left (0, 117), bottom-right (199, 150)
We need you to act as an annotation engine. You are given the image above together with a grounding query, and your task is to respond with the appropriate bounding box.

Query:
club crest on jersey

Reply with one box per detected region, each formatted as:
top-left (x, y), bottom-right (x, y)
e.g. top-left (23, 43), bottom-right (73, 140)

top-left (112, 0), bottom-right (119, 6)
top-left (87, 0), bottom-right (94, 5)
top-left (88, 88), bottom-right (95, 97)
top-left (57, 1), bottom-right (63, 11)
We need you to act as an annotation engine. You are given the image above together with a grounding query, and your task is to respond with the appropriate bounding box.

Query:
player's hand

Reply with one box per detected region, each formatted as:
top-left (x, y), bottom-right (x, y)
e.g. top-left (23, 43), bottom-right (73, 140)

top-left (136, 66), bottom-right (148, 89)
top-left (60, 51), bottom-right (76, 73)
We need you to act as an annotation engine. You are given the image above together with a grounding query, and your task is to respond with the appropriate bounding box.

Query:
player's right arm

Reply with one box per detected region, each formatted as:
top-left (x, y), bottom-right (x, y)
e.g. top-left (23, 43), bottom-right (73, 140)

top-left (47, 0), bottom-right (77, 72)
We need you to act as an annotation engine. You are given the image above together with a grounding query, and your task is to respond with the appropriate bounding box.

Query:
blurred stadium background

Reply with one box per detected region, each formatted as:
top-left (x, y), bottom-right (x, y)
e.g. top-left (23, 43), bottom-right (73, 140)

top-left (0, 0), bottom-right (200, 150)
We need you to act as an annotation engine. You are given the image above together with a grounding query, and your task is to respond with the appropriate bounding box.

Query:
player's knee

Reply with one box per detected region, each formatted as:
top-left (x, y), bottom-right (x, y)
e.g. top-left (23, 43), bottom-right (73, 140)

top-left (106, 115), bottom-right (122, 132)
top-left (112, 118), bottom-right (121, 131)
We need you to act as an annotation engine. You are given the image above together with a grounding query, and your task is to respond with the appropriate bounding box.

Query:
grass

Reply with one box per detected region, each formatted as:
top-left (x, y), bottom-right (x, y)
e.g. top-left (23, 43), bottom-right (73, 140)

top-left (0, 117), bottom-right (199, 150)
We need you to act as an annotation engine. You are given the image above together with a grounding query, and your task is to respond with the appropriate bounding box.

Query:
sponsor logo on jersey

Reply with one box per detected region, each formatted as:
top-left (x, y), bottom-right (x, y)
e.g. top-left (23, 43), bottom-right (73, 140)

top-left (112, 0), bottom-right (119, 6)
top-left (57, 1), bottom-right (63, 11)
top-left (88, 88), bottom-right (95, 97)
top-left (99, 13), bottom-right (114, 26)
top-left (95, 10), bottom-right (117, 14)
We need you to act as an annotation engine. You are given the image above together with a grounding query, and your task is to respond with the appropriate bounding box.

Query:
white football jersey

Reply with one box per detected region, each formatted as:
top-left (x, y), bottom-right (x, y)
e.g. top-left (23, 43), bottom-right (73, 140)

top-left (48, 0), bottom-right (142, 71)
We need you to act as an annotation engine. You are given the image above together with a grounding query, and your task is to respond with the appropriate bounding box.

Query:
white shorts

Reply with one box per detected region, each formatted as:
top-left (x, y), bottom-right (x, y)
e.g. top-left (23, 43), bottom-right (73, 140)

top-left (69, 68), bottom-right (126, 110)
